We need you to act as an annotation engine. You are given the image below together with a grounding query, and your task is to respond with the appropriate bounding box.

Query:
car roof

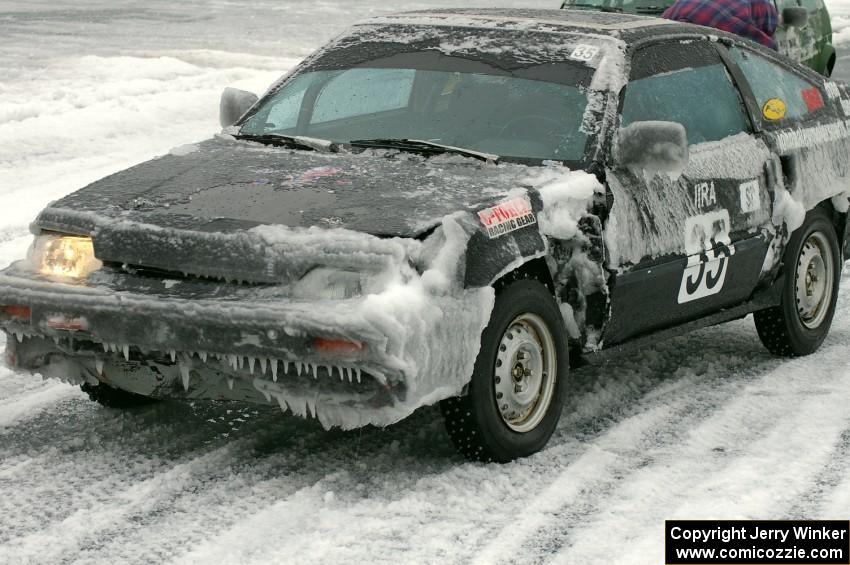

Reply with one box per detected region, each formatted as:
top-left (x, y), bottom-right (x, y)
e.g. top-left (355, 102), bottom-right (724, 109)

top-left (364, 8), bottom-right (690, 41)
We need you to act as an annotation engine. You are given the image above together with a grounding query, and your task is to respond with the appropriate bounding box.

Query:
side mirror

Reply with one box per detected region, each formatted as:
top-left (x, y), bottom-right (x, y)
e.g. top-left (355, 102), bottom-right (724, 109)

top-left (616, 121), bottom-right (689, 177)
top-left (219, 87), bottom-right (258, 128)
top-left (782, 6), bottom-right (808, 27)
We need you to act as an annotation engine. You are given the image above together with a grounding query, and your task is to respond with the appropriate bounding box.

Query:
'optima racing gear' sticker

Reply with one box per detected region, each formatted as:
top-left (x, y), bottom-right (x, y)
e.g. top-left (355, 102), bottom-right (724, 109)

top-left (478, 196), bottom-right (537, 239)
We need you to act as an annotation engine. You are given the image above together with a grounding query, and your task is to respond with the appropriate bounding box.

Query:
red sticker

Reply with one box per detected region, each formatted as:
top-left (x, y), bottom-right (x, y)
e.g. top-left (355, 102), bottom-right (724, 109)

top-left (478, 196), bottom-right (537, 239)
top-left (802, 86), bottom-right (824, 112)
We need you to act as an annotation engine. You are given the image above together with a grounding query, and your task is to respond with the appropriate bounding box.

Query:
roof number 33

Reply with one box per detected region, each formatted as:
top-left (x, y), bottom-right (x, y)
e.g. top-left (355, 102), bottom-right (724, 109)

top-left (570, 44), bottom-right (600, 61)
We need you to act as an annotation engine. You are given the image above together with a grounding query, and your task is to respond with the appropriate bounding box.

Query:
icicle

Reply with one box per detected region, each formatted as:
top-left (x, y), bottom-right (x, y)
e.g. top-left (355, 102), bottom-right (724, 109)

top-left (53, 337), bottom-right (61, 345)
top-left (295, 362), bottom-right (302, 376)
top-left (355, 367), bottom-right (361, 383)
top-left (248, 356), bottom-right (256, 374)
top-left (122, 344), bottom-right (130, 361)
top-left (283, 360), bottom-right (289, 374)
top-left (271, 359), bottom-right (278, 382)
top-left (169, 349), bottom-right (176, 363)
top-left (179, 358), bottom-right (191, 391)
top-left (227, 377), bottom-right (234, 390)
top-left (95, 357), bottom-right (104, 375)
top-left (259, 357), bottom-right (267, 374)
top-left (14, 332), bottom-right (23, 343)
top-left (236, 356), bottom-right (243, 370)
top-left (200, 351), bottom-right (207, 362)
top-left (228, 354), bottom-right (238, 370)
top-left (102, 342), bottom-right (109, 353)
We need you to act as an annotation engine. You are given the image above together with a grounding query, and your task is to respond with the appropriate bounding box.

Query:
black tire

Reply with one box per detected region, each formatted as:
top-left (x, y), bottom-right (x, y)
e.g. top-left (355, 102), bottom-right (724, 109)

top-left (80, 382), bottom-right (159, 408)
top-left (754, 208), bottom-right (840, 356)
top-left (441, 279), bottom-right (569, 462)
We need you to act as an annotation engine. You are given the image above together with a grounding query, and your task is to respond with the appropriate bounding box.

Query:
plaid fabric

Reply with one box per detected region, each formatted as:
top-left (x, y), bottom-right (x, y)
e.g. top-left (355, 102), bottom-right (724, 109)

top-left (662, 0), bottom-right (779, 49)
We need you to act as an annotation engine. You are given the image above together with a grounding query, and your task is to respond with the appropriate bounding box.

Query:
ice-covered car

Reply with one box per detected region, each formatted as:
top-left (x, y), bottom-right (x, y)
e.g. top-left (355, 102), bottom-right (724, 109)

top-left (560, 0), bottom-right (836, 76)
top-left (3, 9), bottom-right (850, 462)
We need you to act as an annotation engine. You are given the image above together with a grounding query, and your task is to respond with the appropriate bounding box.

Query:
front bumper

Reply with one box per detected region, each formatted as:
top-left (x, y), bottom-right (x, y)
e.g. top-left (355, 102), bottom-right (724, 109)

top-left (0, 264), bottom-right (494, 429)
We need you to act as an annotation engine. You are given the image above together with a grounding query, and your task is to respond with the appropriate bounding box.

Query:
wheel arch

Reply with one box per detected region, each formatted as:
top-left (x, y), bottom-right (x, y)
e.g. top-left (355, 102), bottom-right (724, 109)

top-left (815, 197), bottom-right (848, 259)
top-left (489, 256), bottom-right (555, 295)
top-left (824, 45), bottom-right (837, 77)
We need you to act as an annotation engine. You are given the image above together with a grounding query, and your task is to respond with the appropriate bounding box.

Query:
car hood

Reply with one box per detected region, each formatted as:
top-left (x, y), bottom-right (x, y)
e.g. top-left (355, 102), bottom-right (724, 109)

top-left (36, 135), bottom-right (536, 239)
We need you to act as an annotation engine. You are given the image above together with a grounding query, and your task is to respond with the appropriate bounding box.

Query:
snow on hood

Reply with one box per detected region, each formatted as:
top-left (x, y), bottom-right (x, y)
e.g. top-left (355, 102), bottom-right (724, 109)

top-left (37, 134), bottom-right (552, 240)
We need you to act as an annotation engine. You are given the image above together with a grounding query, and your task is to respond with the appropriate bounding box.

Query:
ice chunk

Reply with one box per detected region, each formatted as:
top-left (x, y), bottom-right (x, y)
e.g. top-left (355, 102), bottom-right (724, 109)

top-left (525, 165), bottom-right (603, 240)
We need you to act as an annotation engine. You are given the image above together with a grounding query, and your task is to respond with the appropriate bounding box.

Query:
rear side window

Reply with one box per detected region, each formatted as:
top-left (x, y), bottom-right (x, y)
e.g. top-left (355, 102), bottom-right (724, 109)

top-left (729, 47), bottom-right (824, 122)
top-left (622, 42), bottom-right (751, 145)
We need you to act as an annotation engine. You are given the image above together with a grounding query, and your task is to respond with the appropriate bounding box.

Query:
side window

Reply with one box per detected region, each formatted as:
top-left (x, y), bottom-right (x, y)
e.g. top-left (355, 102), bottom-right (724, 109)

top-left (622, 42), bottom-right (751, 145)
top-left (729, 46), bottom-right (823, 122)
top-left (312, 68), bottom-right (415, 123)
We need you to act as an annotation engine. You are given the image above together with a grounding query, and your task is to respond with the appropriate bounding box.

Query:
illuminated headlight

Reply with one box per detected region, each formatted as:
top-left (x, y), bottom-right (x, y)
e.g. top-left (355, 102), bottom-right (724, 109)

top-left (292, 268), bottom-right (368, 300)
top-left (31, 234), bottom-right (102, 279)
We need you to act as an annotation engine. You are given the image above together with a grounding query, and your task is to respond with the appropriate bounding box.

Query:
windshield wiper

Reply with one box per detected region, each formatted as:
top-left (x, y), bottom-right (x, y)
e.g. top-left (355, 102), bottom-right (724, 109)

top-left (347, 138), bottom-right (499, 164)
top-left (236, 133), bottom-right (338, 153)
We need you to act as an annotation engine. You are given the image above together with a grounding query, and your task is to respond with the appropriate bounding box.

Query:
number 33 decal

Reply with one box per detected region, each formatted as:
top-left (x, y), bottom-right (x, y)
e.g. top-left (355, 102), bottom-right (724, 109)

top-left (678, 210), bottom-right (736, 304)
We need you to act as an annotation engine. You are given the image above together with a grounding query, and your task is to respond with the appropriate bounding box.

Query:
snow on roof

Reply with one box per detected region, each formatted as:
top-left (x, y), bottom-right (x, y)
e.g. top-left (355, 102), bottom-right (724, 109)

top-left (367, 8), bottom-right (675, 35)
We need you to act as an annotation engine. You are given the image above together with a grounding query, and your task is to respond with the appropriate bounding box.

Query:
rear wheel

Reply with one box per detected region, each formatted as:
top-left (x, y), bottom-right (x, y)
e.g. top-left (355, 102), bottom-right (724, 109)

top-left (441, 280), bottom-right (568, 462)
top-left (80, 382), bottom-right (158, 408)
top-left (754, 208), bottom-right (840, 356)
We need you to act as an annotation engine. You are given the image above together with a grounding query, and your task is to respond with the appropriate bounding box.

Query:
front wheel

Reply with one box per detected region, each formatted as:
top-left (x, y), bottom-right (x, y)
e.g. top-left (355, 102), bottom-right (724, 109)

top-left (754, 208), bottom-right (840, 356)
top-left (441, 279), bottom-right (569, 462)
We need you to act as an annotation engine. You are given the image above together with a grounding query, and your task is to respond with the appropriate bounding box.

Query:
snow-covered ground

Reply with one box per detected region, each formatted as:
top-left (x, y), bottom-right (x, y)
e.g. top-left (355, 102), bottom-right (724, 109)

top-left (2, 1), bottom-right (850, 563)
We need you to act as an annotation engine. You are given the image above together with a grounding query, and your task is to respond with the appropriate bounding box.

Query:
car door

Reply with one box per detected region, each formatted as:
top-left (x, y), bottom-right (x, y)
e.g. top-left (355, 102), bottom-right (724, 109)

top-left (724, 41), bottom-right (848, 227)
top-left (602, 39), bottom-right (775, 345)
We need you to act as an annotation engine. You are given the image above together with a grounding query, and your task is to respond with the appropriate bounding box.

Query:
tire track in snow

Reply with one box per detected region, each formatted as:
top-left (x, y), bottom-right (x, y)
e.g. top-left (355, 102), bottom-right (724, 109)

top-left (546, 345), bottom-right (850, 565)
top-left (0, 438), bottom-right (252, 564)
top-left (785, 426), bottom-right (850, 518)
top-left (0, 380), bottom-right (78, 429)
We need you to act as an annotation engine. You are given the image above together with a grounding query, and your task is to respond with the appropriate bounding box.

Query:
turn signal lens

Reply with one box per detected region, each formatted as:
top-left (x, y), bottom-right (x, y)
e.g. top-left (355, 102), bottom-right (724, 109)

top-left (314, 337), bottom-right (364, 356)
top-left (1, 305), bottom-right (31, 321)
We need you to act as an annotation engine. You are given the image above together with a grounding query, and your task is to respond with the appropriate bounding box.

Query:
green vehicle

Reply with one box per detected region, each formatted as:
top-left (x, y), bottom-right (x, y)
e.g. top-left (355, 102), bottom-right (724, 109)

top-left (560, 0), bottom-right (836, 75)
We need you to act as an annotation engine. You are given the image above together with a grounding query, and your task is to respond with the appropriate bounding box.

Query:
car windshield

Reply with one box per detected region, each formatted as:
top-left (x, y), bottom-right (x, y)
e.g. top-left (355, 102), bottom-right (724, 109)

top-left (239, 26), bottom-right (599, 163)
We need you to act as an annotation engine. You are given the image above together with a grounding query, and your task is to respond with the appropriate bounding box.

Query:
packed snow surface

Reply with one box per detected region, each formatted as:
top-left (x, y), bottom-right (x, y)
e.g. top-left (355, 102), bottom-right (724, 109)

top-left (3, 0), bottom-right (850, 563)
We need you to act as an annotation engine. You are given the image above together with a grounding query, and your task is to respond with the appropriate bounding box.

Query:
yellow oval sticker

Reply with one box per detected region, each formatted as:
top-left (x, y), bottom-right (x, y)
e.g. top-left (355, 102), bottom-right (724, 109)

top-left (762, 98), bottom-right (787, 121)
